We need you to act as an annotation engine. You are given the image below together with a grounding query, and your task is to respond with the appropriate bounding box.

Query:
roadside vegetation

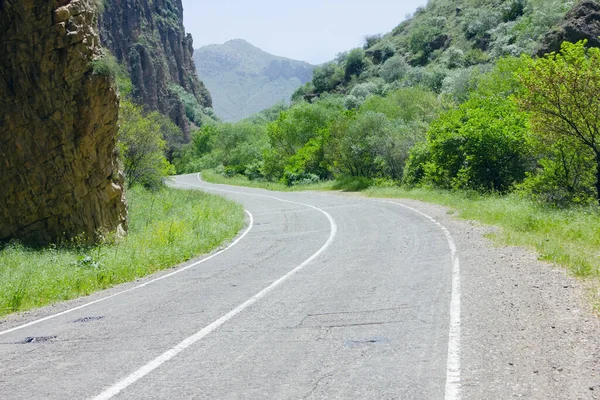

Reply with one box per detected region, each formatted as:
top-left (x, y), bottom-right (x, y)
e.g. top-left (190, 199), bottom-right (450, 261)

top-left (0, 187), bottom-right (244, 316)
top-left (178, 25), bottom-right (600, 296)
top-left (0, 68), bottom-right (245, 317)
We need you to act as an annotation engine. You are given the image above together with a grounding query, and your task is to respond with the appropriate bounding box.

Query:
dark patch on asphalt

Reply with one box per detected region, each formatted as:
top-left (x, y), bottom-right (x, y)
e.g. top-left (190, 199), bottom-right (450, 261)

top-left (18, 336), bottom-right (57, 344)
top-left (344, 336), bottom-right (390, 347)
top-left (72, 316), bottom-right (105, 323)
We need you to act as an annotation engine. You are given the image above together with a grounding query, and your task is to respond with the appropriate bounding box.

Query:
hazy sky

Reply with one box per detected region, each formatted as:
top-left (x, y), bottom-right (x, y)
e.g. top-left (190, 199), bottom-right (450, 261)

top-left (181, 1), bottom-right (427, 64)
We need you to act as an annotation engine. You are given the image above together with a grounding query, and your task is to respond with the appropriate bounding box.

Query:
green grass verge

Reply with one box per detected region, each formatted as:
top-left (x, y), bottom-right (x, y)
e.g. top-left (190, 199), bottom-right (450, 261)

top-left (0, 186), bottom-right (245, 317)
top-left (202, 171), bottom-right (600, 294)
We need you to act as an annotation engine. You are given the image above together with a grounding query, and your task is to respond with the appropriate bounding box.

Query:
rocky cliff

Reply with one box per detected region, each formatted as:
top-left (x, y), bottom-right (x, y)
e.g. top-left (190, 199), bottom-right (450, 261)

top-left (195, 39), bottom-right (314, 122)
top-left (538, 0), bottom-right (600, 55)
top-left (100, 0), bottom-right (211, 136)
top-left (0, 0), bottom-right (127, 246)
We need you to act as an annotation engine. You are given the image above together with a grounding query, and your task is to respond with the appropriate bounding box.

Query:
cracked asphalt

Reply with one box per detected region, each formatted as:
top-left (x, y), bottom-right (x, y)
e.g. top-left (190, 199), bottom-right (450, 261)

top-left (0, 174), bottom-right (598, 399)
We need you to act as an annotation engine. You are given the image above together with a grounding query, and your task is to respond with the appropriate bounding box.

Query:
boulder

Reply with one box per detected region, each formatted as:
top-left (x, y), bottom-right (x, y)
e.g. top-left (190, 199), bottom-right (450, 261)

top-left (538, 0), bottom-right (600, 56)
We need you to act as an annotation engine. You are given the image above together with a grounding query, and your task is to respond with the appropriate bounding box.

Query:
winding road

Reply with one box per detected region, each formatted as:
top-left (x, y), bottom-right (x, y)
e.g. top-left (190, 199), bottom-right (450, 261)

top-left (0, 174), bottom-right (598, 399)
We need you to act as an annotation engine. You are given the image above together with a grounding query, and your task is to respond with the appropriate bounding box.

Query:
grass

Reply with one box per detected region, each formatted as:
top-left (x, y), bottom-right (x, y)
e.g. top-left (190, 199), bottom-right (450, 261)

top-left (202, 171), bottom-right (600, 300)
top-left (0, 186), bottom-right (245, 317)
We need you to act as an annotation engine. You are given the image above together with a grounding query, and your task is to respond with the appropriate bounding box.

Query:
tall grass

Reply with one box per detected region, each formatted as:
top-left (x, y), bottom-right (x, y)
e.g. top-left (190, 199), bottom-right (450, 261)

top-left (0, 186), bottom-right (244, 316)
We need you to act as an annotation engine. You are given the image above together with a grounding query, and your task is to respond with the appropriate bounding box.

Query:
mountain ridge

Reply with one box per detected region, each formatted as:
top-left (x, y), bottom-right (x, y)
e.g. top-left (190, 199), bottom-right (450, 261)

top-left (195, 39), bottom-right (314, 122)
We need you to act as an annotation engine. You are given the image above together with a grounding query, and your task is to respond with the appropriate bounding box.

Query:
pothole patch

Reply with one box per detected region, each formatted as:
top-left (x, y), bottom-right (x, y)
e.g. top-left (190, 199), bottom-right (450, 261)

top-left (18, 336), bottom-right (57, 344)
top-left (72, 316), bottom-right (105, 323)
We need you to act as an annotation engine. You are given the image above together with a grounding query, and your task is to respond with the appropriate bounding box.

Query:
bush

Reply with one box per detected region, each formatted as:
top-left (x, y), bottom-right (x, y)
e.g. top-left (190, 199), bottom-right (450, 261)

top-left (517, 141), bottom-right (596, 207)
top-left (168, 84), bottom-right (216, 127)
top-left (421, 95), bottom-right (532, 192)
top-left (345, 48), bottom-right (366, 80)
top-left (442, 47), bottom-right (466, 69)
top-left (91, 54), bottom-right (120, 80)
top-left (350, 82), bottom-right (379, 100)
top-left (312, 63), bottom-right (344, 94)
top-left (380, 55), bottom-right (409, 83)
top-left (118, 101), bottom-right (175, 189)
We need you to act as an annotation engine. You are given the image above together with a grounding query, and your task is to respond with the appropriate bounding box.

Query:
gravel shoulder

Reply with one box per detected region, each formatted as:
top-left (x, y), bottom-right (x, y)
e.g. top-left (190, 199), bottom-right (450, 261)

top-left (384, 196), bottom-right (600, 399)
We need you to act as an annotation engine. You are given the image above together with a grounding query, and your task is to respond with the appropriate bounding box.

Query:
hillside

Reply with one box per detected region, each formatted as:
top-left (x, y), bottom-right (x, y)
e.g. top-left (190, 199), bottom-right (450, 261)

top-left (294, 0), bottom-right (585, 102)
top-left (195, 39), bottom-right (314, 122)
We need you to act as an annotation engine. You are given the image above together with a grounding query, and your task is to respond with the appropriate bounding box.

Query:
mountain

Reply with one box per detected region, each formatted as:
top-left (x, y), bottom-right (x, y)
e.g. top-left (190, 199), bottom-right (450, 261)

top-left (194, 39), bottom-right (314, 122)
top-left (99, 0), bottom-right (212, 136)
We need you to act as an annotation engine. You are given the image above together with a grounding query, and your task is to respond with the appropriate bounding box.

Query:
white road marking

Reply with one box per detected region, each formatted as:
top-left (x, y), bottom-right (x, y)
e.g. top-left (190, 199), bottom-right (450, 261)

top-left (0, 210), bottom-right (255, 337)
top-left (91, 175), bottom-right (338, 400)
top-left (382, 200), bottom-right (461, 400)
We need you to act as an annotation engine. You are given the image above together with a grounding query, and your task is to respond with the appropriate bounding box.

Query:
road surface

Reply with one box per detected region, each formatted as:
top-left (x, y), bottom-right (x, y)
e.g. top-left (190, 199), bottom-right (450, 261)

top-left (0, 174), bottom-right (598, 399)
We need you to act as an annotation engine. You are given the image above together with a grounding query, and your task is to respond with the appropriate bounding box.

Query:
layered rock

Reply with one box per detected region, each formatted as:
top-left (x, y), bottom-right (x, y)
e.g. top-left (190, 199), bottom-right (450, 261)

top-left (538, 0), bottom-right (600, 55)
top-left (0, 0), bottom-right (127, 246)
top-left (99, 0), bottom-right (211, 136)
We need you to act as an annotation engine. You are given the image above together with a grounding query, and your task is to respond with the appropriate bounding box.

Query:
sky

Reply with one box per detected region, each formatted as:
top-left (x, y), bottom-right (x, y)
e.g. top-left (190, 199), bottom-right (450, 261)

top-left (181, 0), bottom-right (427, 65)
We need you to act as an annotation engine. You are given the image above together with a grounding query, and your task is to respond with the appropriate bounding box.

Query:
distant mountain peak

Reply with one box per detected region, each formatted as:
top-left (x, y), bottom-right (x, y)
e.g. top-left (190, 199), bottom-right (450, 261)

top-left (194, 40), bottom-right (314, 122)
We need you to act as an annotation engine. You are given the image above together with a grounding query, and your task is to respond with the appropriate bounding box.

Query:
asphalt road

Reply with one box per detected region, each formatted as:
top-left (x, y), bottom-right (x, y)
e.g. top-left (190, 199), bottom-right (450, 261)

top-left (3, 173), bottom-right (592, 399)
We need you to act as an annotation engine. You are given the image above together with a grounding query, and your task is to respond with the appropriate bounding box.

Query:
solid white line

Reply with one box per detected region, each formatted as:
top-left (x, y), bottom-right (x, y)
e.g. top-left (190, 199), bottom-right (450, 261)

top-left (0, 210), bottom-right (255, 337)
top-left (92, 175), bottom-right (338, 400)
top-left (382, 200), bottom-right (461, 400)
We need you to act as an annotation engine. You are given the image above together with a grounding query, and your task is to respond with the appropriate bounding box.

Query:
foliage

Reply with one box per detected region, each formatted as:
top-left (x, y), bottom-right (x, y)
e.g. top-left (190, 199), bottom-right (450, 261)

top-left (312, 63), bottom-right (344, 94)
top-left (517, 40), bottom-right (600, 203)
top-left (345, 48), bottom-right (367, 80)
top-left (175, 121), bottom-right (268, 176)
top-left (380, 55), bottom-right (409, 83)
top-left (91, 53), bottom-right (120, 80)
top-left (517, 139), bottom-right (596, 207)
top-left (360, 87), bottom-right (442, 123)
top-left (168, 84), bottom-right (217, 127)
top-left (0, 187), bottom-right (244, 316)
top-left (119, 101), bottom-right (175, 189)
top-left (409, 94), bottom-right (532, 192)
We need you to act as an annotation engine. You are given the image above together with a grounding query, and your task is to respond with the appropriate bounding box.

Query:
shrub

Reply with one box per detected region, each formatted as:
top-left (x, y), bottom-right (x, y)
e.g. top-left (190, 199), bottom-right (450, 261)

top-left (118, 101), bottom-right (174, 189)
top-left (517, 140), bottom-right (596, 207)
top-left (442, 47), bottom-right (466, 69)
top-left (312, 63), bottom-right (344, 94)
top-left (91, 54), bottom-right (119, 80)
top-left (345, 48), bottom-right (366, 80)
top-left (419, 96), bottom-right (532, 192)
top-left (380, 55), bottom-right (409, 83)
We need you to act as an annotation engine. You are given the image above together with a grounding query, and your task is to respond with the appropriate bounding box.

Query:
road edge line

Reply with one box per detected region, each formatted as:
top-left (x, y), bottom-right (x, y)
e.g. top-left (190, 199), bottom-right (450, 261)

top-left (91, 174), bottom-right (338, 400)
top-left (382, 200), bottom-right (461, 400)
top-left (0, 210), bottom-right (255, 337)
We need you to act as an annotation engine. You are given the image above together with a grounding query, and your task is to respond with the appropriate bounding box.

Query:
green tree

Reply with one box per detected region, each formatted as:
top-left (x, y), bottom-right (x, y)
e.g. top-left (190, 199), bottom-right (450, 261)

top-left (344, 48), bottom-right (366, 81)
top-left (518, 40), bottom-right (600, 204)
top-left (414, 95), bottom-right (531, 192)
top-left (312, 63), bottom-right (344, 94)
top-left (119, 101), bottom-right (174, 189)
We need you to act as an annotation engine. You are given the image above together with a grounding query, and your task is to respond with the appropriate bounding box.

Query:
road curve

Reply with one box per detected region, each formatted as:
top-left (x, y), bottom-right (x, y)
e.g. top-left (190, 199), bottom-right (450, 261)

top-left (0, 174), bottom-right (459, 399)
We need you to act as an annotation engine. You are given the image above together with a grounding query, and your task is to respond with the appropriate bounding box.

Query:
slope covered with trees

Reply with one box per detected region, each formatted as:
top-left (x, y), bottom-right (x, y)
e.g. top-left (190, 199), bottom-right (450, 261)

top-left (175, 0), bottom-right (600, 208)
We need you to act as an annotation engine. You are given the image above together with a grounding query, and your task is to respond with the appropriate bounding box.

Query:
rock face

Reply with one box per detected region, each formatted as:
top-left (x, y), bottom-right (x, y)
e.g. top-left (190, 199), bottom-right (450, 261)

top-left (0, 0), bottom-right (128, 246)
top-left (99, 0), bottom-right (211, 136)
top-left (538, 0), bottom-right (600, 55)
